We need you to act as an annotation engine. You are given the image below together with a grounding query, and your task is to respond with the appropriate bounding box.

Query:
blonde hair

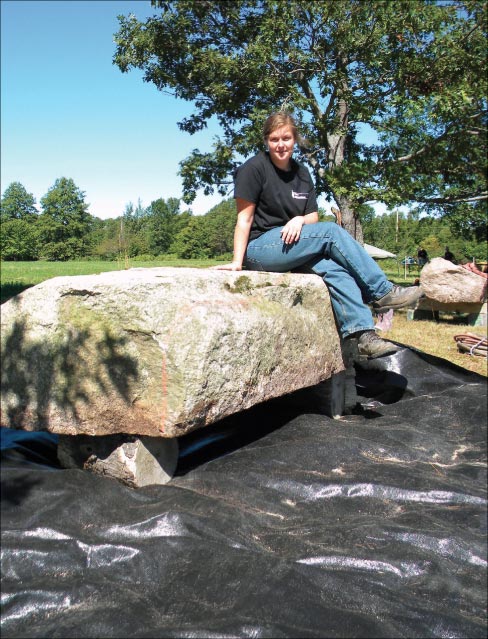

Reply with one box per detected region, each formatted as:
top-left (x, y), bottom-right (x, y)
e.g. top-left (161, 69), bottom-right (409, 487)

top-left (263, 112), bottom-right (300, 144)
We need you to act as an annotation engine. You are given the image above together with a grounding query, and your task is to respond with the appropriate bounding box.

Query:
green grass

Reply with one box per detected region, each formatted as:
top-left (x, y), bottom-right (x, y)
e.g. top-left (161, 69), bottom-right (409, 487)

top-left (0, 259), bottom-right (222, 304)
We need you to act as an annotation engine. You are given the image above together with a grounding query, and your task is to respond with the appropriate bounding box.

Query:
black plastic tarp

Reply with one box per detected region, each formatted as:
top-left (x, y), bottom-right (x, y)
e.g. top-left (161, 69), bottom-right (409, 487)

top-left (1, 346), bottom-right (487, 638)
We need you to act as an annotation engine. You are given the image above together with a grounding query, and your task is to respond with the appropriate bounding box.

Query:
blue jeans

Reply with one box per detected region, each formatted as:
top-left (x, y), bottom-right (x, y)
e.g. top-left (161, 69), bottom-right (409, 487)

top-left (245, 222), bottom-right (393, 339)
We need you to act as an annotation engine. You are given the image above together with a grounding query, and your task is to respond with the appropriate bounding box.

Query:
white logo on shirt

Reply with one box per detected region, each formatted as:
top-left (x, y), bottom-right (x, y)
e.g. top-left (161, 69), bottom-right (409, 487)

top-left (292, 190), bottom-right (308, 200)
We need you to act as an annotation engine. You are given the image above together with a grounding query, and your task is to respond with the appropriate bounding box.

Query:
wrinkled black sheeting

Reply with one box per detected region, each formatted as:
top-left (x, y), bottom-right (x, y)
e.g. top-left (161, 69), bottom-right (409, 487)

top-left (1, 347), bottom-right (487, 639)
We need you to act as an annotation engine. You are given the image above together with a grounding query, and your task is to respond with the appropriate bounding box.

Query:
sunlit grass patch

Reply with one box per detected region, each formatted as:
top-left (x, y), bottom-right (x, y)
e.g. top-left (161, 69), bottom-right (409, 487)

top-left (382, 309), bottom-right (487, 378)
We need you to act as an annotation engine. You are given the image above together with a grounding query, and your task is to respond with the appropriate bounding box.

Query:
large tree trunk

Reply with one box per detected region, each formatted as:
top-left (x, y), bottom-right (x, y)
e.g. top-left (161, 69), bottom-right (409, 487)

top-left (326, 77), bottom-right (364, 244)
top-left (334, 195), bottom-right (364, 244)
top-left (301, 59), bottom-right (365, 243)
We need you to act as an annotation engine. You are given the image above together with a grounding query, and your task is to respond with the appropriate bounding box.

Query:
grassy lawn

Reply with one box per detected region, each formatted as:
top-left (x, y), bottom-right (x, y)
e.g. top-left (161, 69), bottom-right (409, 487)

top-left (382, 309), bottom-right (487, 378)
top-left (381, 265), bottom-right (487, 377)
top-left (1, 259), bottom-right (486, 378)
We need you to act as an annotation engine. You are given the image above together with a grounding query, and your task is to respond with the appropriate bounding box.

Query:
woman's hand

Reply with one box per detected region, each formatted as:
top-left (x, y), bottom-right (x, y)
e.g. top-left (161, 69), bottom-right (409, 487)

top-left (211, 262), bottom-right (242, 271)
top-left (280, 216), bottom-right (305, 245)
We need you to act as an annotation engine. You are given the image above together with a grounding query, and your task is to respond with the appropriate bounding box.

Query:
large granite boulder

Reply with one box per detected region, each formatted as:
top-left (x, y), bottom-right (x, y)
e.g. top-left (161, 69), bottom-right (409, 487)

top-left (420, 258), bottom-right (487, 304)
top-left (1, 267), bottom-right (344, 440)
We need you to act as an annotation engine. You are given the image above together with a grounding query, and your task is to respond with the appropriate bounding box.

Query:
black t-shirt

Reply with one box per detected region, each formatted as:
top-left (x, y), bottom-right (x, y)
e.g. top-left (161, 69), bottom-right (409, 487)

top-left (234, 151), bottom-right (318, 240)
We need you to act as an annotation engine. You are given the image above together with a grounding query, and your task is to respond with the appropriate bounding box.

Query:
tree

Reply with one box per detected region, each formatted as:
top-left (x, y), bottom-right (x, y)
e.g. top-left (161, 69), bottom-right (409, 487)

top-left (118, 201), bottom-right (152, 257)
top-left (202, 199), bottom-right (237, 256)
top-left (38, 177), bottom-right (93, 260)
top-left (1, 182), bottom-right (38, 222)
top-left (0, 219), bottom-right (39, 260)
top-left (361, 208), bottom-right (485, 262)
top-left (147, 197), bottom-right (182, 254)
top-left (87, 217), bottom-right (118, 260)
top-left (166, 199), bottom-right (237, 258)
top-left (114, 0), bottom-right (487, 242)
top-left (170, 216), bottom-right (211, 259)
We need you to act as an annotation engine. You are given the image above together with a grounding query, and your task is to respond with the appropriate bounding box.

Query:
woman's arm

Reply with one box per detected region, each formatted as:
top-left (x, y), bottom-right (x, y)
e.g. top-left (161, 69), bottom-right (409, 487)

top-left (212, 197), bottom-right (255, 270)
top-left (304, 211), bottom-right (319, 224)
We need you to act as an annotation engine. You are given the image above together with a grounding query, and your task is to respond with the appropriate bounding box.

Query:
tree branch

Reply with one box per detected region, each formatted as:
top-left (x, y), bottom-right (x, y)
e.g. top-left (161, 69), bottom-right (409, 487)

top-left (382, 111), bottom-right (487, 165)
top-left (300, 150), bottom-right (326, 178)
top-left (419, 192), bottom-right (487, 204)
top-left (298, 76), bottom-right (323, 123)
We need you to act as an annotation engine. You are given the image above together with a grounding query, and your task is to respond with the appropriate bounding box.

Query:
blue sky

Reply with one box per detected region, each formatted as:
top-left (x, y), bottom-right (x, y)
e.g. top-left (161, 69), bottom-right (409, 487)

top-left (1, 0), bottom-right (384, 221)
top-left (1, 0), bottom-right (229, 218)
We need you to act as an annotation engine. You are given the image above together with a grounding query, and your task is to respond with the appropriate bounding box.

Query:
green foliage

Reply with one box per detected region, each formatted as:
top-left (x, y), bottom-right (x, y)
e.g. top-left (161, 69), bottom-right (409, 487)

top-left (169, 198), bottom-right (235, 258)
top-left (420, 235), bottom-right (443, 258)
top-left (442, 201), bottom-right (487, 243)
top-left (146, 197), bottom-right (182, 254)
top-left (86, 197), bottom-right (194, 260)
top-left (38, 177), bottom-right (93, 260)
top-left (130, 253), bottom-right (161, 261)
top-left (1, 182), bottom-right (38, 222)
top-left (170, 216), bottom-right (211, 259)
top-left (463, 239), bottom-right (488, 262)
top-left (113, 0), bottom-right (487, 240)
top-left (89, 218), bottom-right (122, 261)
top-left (1, 182), bottom-right (483, 265)
top-left (201, 199), bottom-right (236, 256)
top-left (0, 218), bottom-right (39, 260)
top-left (117, 200), bottom-right (151, 257)
top-left (362, 209), bottom-right (486, 263)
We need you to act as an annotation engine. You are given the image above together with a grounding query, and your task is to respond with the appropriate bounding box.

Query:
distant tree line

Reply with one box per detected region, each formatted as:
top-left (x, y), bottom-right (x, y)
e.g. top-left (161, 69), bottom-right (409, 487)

top-left (359, 204), bottom-right (486, 264)
top-left (0, 179), bottom-right (236, 262)
top-left (1, 179), bottom-right (486, 264)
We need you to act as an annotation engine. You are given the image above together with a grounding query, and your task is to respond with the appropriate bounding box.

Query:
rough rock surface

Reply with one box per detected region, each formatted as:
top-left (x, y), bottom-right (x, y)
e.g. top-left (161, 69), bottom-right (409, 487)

top-left (57, 434), bottom-right (179, 487)
top-left (1, 267), bottom-right (344, 438)
top-left (420, 258), bottom-right (487, 304)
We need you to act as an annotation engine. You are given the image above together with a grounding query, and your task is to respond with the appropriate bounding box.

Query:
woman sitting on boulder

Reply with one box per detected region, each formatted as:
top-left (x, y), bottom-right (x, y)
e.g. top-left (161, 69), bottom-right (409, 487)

top-left (214, 112), bottom-right (423, 358)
